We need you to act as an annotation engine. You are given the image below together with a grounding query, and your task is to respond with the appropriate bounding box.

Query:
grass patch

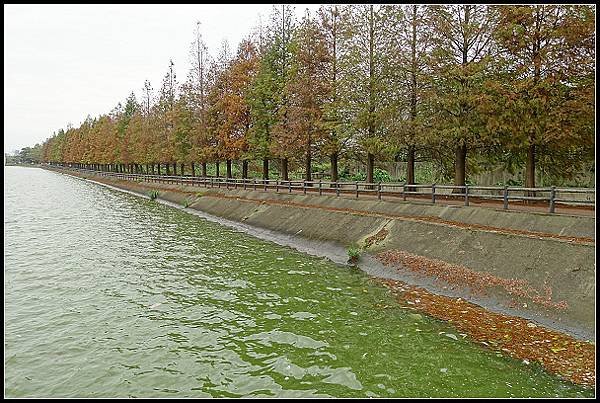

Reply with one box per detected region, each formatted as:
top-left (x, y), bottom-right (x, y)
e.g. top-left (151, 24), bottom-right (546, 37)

top-left (147, 190), bottom-right (159, 200)
top-left (182, 198), bottom-right (192, 208)
top-left (347, 246), bottom-right (362, 265)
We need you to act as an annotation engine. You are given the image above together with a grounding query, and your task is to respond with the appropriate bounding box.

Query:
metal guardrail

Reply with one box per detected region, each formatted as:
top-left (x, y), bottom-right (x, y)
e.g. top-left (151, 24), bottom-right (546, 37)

top-left (53, 166), bottom-right (595, 214)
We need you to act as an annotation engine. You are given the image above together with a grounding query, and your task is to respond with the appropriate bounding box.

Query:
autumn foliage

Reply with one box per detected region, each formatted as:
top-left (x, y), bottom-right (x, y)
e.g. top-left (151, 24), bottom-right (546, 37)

top-left (40, 5), bottom-right (594, 187)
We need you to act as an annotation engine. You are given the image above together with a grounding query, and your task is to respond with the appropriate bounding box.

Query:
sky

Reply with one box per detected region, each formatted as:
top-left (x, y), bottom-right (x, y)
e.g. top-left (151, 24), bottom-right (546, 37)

top-left (4, 4), bottom-right (322, 154)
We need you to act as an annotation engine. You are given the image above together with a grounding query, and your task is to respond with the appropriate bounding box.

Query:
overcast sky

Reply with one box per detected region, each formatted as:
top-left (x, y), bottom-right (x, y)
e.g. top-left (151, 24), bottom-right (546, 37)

top-left (4, 4), bottom-right (321, 153)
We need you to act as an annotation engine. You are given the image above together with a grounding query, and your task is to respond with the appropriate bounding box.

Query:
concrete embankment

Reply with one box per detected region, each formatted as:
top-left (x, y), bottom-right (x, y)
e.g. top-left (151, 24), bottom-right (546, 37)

top-left (53, 169), bottom-right (595, 342)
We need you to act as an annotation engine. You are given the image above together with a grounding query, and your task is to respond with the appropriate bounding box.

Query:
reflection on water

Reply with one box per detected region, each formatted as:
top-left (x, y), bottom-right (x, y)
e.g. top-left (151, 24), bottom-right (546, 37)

top-left (4, 167), bottom-right (593, 397)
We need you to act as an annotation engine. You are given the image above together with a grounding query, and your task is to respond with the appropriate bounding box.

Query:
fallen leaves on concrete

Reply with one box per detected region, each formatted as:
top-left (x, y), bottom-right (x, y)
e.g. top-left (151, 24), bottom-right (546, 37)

top-left (376, 250), bottom-right (568, 311)
top-left (377, 277), bottom-right (595, 388)
top-left (364, 227), bottom-right (390, 248)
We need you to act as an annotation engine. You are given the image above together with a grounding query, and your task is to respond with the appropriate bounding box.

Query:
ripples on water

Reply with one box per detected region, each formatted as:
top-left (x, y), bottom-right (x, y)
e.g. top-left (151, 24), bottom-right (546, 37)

top-left (4, 167), bottom-right (593, 397)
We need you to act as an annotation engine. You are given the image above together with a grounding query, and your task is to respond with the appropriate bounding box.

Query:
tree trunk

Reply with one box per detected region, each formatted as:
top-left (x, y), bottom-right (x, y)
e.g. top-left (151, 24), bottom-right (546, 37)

top-left (407, 145), bottom-right (415, 185)
top-left (242, 160), bottom-right (248, 179)
top-left (330, 153), bottom-right (338, 183)
top-left (226, 159), bottom-right (232, 178)
top-left (408, 5), bottom-right (418, 191)
top-left (165, 163), bottom-right (170, 175)
top-left (366, 153), bottom-right (375, 184)
top-left (173, 162), bottom-right (177, 175)
top-left (201, 162), bottom-right (207, 177)
top-left (215, 162), bottom-right (220, 177)
top-left (366, 6), bottom-right (375, 190)
top-left (525, 143), bottom-right (536, 198)
top-left (453, 144), bottom-right (467, 193)
top-left (525, 143), bottom-right (536, 188)
top-left (180, 163), bottom-right (184, 176)
top-left (191, 162), bottom-right (195, 177)
top-left (263, 158), bottom-right (269, 180)
top-left (305, 150), bottom-right (312, 182)
top-left (281, 158), bottom-right (289, 181)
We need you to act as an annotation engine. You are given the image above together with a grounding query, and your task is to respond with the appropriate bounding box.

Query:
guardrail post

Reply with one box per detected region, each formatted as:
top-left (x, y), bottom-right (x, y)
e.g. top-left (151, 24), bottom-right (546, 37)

top-left (464, 185), bottom-right (469, 206)
top-left (264, 179), bottom-right (267, 192)
top-left (319, 180), bottom-right (322, 196)
top-left (549, 186), bottom-right (556, 213)
top-left (431, 183), bottom-right (436, 204)
top-left (303, 180), bottom-right (307, 195)
top-left (377, 183), bottom-right (382, 200)
top-left (403, 184), bottom-right (407, 201)
top-left (336, 182), bottom-right (340, 197)
top-left (226, 179), bottom-right (229, 190)
top-left (288, 180), bottom-right (292, 193)
top-left (503, 186), bottom-right (508, 210)
top-left (355, 181), bottom-right (359, 198)
top-left (276, 179), bottom-right (279, 193)
top-left (253, 179), bottom-right (256, 191)
top-left (243, 179), bottom-right (247, 190)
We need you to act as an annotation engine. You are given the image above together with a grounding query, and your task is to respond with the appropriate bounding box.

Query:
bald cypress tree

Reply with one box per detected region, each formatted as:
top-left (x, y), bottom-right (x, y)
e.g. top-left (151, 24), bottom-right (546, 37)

top-left (426, 5), bottom-right (497, 189)
top-left (339, 4), bottom-right (399, 184)
top-left (487, 5), bottom-right (595, 188)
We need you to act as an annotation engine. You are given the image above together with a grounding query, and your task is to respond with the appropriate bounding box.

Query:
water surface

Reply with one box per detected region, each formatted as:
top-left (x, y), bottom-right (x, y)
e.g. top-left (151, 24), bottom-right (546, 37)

top-left (4, 167), bottom-right (593, 397)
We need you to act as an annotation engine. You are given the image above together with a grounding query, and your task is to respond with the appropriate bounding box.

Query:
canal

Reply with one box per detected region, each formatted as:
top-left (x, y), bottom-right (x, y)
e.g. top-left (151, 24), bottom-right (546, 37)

top-left (4, 166), bottom-right (593, 397)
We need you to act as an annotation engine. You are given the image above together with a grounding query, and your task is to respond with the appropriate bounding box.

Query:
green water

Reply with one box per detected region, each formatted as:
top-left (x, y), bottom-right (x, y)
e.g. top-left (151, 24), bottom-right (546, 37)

top-left (4, 167), bottom-right (593, 398)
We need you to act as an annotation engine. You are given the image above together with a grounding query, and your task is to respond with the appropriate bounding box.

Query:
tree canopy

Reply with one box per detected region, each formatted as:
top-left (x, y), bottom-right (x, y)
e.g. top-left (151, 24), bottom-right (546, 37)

top-left (39, 5), bottom-right (595, 187)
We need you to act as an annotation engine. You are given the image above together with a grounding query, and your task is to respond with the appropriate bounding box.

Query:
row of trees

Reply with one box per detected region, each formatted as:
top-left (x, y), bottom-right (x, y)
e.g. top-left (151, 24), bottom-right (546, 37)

top-left (41, 4), bottom-right (595, 188)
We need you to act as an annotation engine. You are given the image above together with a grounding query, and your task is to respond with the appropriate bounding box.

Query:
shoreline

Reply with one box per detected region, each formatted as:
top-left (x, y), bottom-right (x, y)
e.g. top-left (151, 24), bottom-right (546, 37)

top-left (44, 167), bottom-right (596, 389)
